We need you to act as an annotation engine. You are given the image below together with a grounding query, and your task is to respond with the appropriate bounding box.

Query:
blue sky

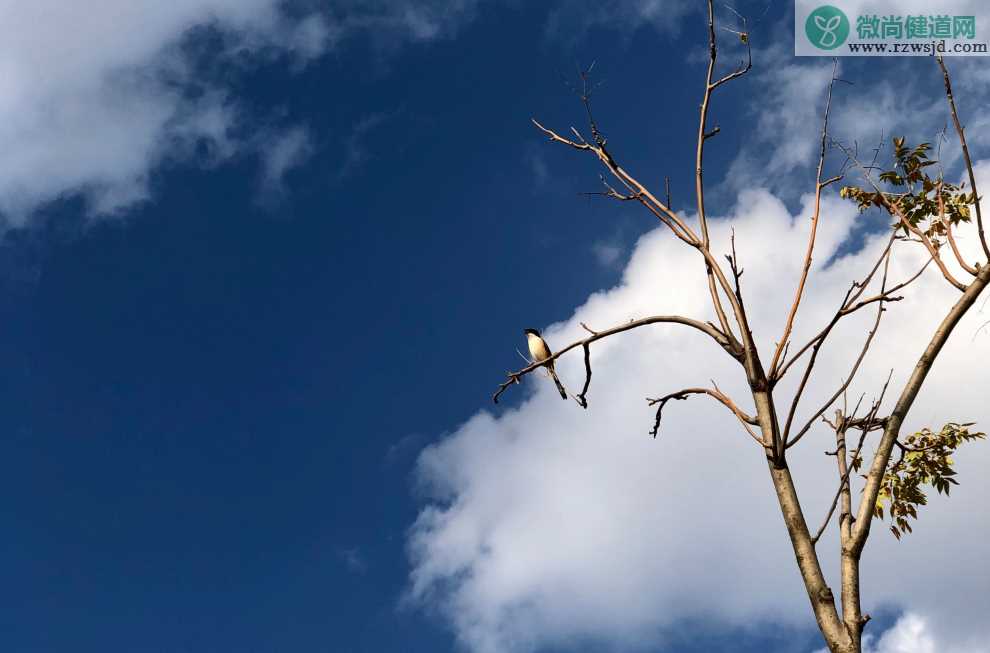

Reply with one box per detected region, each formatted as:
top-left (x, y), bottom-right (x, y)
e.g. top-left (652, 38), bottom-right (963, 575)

top-left (2, 2), bottom-right (989, 653)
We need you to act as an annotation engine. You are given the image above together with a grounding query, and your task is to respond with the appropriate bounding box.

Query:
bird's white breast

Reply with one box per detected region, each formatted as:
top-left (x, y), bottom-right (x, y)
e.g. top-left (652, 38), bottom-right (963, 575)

top-left (526, 333), bottom-right (551, 361)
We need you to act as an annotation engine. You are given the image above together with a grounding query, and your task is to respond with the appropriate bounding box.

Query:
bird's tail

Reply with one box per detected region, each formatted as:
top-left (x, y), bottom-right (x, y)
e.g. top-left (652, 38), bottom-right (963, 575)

top-left (548, 366), bottom-right (568, 400)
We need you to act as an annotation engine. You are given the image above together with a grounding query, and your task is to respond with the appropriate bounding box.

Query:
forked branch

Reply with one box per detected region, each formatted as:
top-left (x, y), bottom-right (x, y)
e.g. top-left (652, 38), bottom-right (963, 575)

top-left (696, 0), bottom-right (752, 342)
top-left (768, 61), bottom-right (839, 379)
top-left (851, 261), bottom-right (990, 554)
top-left (811, 378), bottom-right (891, 546)
top-left (785, 252), bottom-right (892, 449)
top-left (774, 233), bottom-right (929, 383)
top-left (835, 141), bottom-right (968, 292)
top-left (492, 314), bottom-right (737, 404)
top-left (647, 384), bottom-right (762, 443)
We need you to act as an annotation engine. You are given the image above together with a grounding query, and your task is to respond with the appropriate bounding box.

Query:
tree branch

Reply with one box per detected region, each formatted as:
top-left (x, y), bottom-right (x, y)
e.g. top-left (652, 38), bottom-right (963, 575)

top-left (769, 61), bottom-right (838, 379)
top-left (785, 253), bottom-right (891, 449)
top-left (576, 342), bottom-right (592, 408)
top-left (811, 382), bottom-right (889, 546)
top-left (774, 235), bottom-right (894, 387)
top-left (937, 55), bottom-right (990, 262)
top-left (775, 235), bottom-right (929, 384)
top-left (532, 114), bottom-right (756, 357)
top-left (695, 0), bottom-right (751, 346)
top-left (532, 118), bottom-right (697, 247)
top-left (647, 384), bottom-right (762, 443)
top-left (850, 262), bottom-right (990, 554)
top-left (936, 180), bottom-right (979, 276)
top-left (835, 141), bottom-right (968, 292)
top-left (493, 315), bottom-right (736, 404)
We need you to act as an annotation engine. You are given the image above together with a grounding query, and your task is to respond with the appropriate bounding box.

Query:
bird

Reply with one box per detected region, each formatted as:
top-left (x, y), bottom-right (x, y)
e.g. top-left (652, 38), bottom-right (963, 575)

top-left (524, 328), bottom-right (568, 400)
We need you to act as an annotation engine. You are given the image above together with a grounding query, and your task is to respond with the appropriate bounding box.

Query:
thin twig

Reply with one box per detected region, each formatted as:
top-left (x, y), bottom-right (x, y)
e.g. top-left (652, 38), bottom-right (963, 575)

top-left (834, 140), bottom-right (967, 292)
top-left (647, 386), bottom-right (761, 443)
top-left (937, 55), bottom-right (989, 261)
top-left (695, 0), bottom-right (750, 344)
top-left (811, 377), bottom-right (890, 545)
top-left (769, 61), bottom-right (838, 379)
top-left (786, 252), bottom-right (893, 448)
top-left (493, 314), bottom-right (736, 404)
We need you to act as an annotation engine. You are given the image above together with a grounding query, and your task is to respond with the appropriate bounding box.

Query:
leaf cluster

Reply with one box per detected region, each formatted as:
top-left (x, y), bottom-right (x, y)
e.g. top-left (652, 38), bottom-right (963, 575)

top-left (873, 421), bottom-right (985, 539)
top-left (840, 137), bottom-right (977, 238)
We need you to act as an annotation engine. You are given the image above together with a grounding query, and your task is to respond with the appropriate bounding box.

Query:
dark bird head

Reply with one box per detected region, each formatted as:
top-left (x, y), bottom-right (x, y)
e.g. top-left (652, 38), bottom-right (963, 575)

top-left (523, 328), bottom-right (541, 337)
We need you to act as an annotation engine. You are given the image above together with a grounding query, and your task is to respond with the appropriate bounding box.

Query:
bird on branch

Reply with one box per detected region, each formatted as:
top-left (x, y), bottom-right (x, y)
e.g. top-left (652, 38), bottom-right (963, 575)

top-left (524, 328), bottom-right (568, 400)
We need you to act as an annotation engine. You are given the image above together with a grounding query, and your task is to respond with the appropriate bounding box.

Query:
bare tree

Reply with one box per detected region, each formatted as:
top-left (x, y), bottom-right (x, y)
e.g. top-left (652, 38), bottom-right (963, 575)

top-left (491, 4), bottom-right (987, 652)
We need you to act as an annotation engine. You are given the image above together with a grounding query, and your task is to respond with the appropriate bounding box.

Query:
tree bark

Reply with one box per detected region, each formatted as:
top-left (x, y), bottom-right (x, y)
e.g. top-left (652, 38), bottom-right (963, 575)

top-left (851, 262), bottom-right (990, 555)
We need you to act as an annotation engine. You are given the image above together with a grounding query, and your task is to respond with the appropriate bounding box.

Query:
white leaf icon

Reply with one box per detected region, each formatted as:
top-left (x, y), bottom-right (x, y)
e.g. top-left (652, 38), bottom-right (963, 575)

top-left (813, 13), bottom-right (841, 47)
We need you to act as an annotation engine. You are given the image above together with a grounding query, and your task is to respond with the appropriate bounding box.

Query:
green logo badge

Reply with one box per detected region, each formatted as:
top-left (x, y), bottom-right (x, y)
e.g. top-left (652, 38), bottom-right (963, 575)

top-left (805, 5), bottom-right (850, 49)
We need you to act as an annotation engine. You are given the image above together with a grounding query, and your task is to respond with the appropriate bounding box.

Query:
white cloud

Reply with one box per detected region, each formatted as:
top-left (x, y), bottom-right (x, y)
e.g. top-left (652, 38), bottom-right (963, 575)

top-left (727, 2), bottom-right (990, 201)
top-left (525, 148), bottom-right (550, 188)
top-left (258, 126), bottom-right (313, 194)
top-left (405, 9), bottom-right (990, 650)
top-left (337, 112), bottom-right (391, 181)
top-left (864, 615), bottom-right (936, 653)
top-left (591, 241), bottom-right (623, 267)
top-left (815, 612), bottom-right (990, 653)
top-left (0, 0), bottom-right (481, 226)
top-left (386, 432), bottom-right (428, 467)
top-left (407, 161), bottom-right (990, 651)
top-left (321, 0), bottom-right (482, 51)
top-left (339, 547), bottom-right (369, 575)
top-left (725, 50), bottom-right (835, 190)
top-left (545, 0), bottom-right (694, 44)
top-left (0, 1), bottom-right (279, 224)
